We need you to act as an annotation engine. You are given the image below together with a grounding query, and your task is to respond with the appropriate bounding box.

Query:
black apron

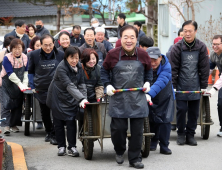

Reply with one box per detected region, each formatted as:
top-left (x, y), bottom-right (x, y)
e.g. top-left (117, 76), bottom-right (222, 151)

top-left (149, 81), bottom-right (174, 123)
top-left (2, 57), bottom-right (25, 110)
top-left (34, 52), bottom-right (59, 104)
top-left (108, 48), bottom-right (148, 118)
top-left (70, 38), bottom-right (81, 47)
top-left (176, 41), bottom-right (201, 100)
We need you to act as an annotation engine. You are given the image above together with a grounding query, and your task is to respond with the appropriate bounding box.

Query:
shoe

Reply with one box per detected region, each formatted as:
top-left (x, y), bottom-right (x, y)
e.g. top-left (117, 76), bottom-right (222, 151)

top-left (50, 136), bottom-right (58, 145)
top-left (160, 148), bottom-right (172, 155)
top-left (115, 154), bottom-right (124, 164)
top-left (10, 126), bottom-right (19, 133)
top-left (36, 122), bottom-right (43, 129)
top-left (129, 162), bottom-right (144, 169)
top-left (45, 134), bottom-right (51, 142)
top-left (217, 128), bottom-right (222, 137)
top-left (68, 147), bottom-right (79, 157)
top-left (3, 127), bottom-right (10, 136)
top-left (177, 135), bottom-right (185, 145)
top-left (186, 135), bottom-right (197, 146)
top-left (150, 140), bottom-right (158, 151)
top-left (171, 125), bottom-right (176, 131)
top-left (58, 147), bottom-right (66, 156)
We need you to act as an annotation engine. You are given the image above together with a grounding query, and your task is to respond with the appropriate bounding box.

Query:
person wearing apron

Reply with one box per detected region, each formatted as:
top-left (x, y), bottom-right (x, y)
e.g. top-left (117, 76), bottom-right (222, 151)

top-left (57, 31), bottom-right (73, 53)
top-left (78, 48), bottom-right (104, 151)
top-left (170, 20), bottom-right (209, 146)
top-left (0, 39), bottom-right (29, 135)
top-left (70, 25), bottom-right (85, 47)
top-left (28, 34), bottom-right (64, 145)
top-left (101, 25), bottom-right (152, 169)
top-left (208, 35), bottom-right (222, 136)
top-left (145, 47), bottom-right (175, 155)
top-left (46, 46), bottom-right (88, 157)
top-left (79, 28), bottom-right (107, 67)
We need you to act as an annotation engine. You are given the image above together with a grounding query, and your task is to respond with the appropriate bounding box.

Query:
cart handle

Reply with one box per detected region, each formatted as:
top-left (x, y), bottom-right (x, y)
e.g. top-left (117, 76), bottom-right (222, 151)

top-left (112, 87), bottom-right (145, 93)
top-left (175, 91), bottom-right (211, 96)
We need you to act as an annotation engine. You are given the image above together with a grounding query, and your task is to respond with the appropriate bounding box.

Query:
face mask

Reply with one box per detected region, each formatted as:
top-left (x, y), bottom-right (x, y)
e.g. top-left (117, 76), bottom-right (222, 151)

top-left (7, 46), bottom-right (10, 52)
top-left (92, 23), bottom-right (99, 28)
top-left (36, 25), bottom-right (41, 30)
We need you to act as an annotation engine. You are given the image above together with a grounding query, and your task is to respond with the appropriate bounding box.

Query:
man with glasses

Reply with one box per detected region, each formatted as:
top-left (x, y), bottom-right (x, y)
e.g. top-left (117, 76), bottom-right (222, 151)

top-left (208, 35), bottom-right (222, 136)
top-left (28, 34), bottom-right (64, 145)
top-left (170, 20), bottom-right (209, 146)
top-left (70, 25), bottom-right (85, 47)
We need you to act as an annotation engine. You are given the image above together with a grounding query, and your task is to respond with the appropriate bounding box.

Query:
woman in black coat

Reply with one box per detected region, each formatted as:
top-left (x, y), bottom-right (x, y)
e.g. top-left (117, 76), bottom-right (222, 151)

top-left (47, 46), bottom-right (88, 157)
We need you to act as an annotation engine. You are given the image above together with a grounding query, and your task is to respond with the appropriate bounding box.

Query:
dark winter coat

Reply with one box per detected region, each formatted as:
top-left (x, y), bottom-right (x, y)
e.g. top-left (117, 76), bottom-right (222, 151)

top-left (36, 26), bottom-right (50, 37)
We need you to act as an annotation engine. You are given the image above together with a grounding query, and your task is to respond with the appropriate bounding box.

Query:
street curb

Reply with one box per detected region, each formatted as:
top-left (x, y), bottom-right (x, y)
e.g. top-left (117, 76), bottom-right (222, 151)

top-left (7, 142), bottom-right (28, 170)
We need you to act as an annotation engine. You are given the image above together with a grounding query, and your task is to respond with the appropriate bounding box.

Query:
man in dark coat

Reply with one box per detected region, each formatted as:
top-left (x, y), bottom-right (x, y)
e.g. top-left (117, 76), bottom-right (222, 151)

top-left (70, 25), bottom-right (85, 47)
top-left (134, 21), bottom-right (146, 47)
top-left (35, 20), bottom-right (50, 37)
top-left (79, 28), bottom-right (106, 67)
top-left (95, 27), bottom-right (113, 52)
top-left (117, 13), bottom-right (128, 39)
top-left (170, 20), bottom-right (209, 146)
top-left (4, 20), bottom-right (30, 53)
top-left (101, 25), bottom-right (152, 169)
top-left (28, 34), bottom-right (64, 145)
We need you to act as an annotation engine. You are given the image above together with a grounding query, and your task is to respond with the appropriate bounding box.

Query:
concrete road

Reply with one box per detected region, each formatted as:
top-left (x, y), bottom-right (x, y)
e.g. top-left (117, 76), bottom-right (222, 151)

top-left (2, 88), bottom-right (222, 170)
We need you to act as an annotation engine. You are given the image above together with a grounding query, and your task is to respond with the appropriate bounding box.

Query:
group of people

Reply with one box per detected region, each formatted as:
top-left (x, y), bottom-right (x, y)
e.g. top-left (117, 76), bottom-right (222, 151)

top-left (0, 15), bottom-right (221, 169)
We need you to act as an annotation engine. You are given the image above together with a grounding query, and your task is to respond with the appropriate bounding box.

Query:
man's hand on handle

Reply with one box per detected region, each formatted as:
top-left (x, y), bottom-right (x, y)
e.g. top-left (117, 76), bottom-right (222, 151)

top-left (143, 82), bottom-right (150, 93)
top-left (106, 85), bottom-right (115, 96)
top-left (79, 99), bottom-right (89, 109)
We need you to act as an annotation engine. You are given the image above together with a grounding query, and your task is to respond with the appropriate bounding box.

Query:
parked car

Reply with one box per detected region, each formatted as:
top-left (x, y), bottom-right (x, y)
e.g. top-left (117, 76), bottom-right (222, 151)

top-left (53, 25), bottom-right (118, 47)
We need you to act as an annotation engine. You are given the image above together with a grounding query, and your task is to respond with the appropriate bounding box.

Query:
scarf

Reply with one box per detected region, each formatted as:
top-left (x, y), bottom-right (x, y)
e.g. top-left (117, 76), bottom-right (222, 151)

top-left (15, 31), bottom-right (24, 39)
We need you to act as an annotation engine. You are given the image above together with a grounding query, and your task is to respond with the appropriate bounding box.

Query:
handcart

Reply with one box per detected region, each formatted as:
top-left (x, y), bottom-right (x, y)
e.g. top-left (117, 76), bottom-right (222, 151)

top-left (171, 91), bottom-right (214, 139)
top-left (79, 88), bottom-right (154, 160)
top-left (21, 90), bottom-right (42, 136)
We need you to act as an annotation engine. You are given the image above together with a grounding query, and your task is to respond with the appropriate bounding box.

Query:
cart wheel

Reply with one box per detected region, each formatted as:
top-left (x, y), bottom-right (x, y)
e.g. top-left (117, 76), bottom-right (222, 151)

top-left (83, 107), bottom-right (94, 160)
top-left (202, 96), bottom-right (211, 140)
top-left (24, 94), bottom-right (31, 136)
top-left (141, 117), bottom-right (151, 158)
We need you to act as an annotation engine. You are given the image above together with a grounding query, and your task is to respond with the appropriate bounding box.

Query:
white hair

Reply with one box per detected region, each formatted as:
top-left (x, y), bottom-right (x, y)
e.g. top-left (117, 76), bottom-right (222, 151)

top-left (95, 27), bottom-right (105, 34)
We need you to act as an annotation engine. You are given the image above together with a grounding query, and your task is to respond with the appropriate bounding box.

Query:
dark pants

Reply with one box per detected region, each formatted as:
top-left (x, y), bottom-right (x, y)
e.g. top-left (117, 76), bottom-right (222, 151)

top-left (39, 102), bottom-right (54, 135)
top-left (176, 100), bottom-right (200, 136)
top-left (150, 122), bottom-right (171, 150)
top-left (218, 88), bottom-right (222, 128)
top-left (53, 117), bottom-right (77, 149)
top-left (110, 118), bottom-right (144, 164)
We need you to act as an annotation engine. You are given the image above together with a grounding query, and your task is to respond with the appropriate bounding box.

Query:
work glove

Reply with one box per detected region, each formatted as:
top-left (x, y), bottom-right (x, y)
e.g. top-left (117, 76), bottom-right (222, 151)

top-left (32, 89), bottom-right (37, 93)
top-left (201, 89), bottom-right (207, 94)
top-left (79, 99), bottom-right (89, 109)
top-left (8, 73), bottom-right (29, 92)
top-left (208, 88), bottom-right (217, 96)
top-left (106, 85), bottom-right (115, 96)
top-left (22, 71), bottom-right (31, 89)
top-left (97, 98), bottom-right (101, 102)
top-left (143, 82), bottom-right (150, 93)
top-left (174, 89), bottom-right (176, 92)
top-left (145, 94), bottom-right (153, 105)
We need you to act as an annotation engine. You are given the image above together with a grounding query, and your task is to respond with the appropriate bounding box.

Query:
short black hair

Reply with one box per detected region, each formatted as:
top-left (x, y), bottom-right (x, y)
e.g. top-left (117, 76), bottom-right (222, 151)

top-left (139, 36), bottom-right (154, 48)
top-left (73, 25), bottom-right (81, 30)
top-left (213, 35), bottom-right (222, 42)
top-left (29, 36), bottom-right (40, 50)
top-left (40, 34), bottom-right (54, 44)
top-left (84, 28), bottom-right (96, 35)
top-left (3, 36), bottom-right (15, 48)
top-left (178, 28), bottom-right (183, 36)
top-left (182, 20), bottom-right (198, 31)
top-left (118, 13), bottom-right (126, 20)
top-left (64, 46), bottom-right (81, 59)
top-left (15, 20), bottom-right (25, 27)
top-left (134, 21), bottom-right (142, 28)
top-left (58, 31), bottom-right (70, 40)
top-left (120, 25), bottom-right (138, 38)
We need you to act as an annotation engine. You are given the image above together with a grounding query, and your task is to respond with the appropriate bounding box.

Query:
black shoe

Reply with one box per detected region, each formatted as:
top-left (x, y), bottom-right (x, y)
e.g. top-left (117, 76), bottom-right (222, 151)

top-left (186, 135), bottom-right (197, 146)
top-left (50, 136), bottom-right (58, 145)
top-left (177, 135), bottom-right (185, 145)
top-left (36, 122), bottom-right (43, 129)
top-left (171, 125), bottom-right (176, 131)
top-left (150, 140), bottom-right (158, 151)
top-left (115, 154), bottom-right (124, 164)
top-left (129, 162), bottom-right (144, 169)
top-left (45, 134), bottom-right (51, 142)
top-left (160, 148), bottom-right (172, 155)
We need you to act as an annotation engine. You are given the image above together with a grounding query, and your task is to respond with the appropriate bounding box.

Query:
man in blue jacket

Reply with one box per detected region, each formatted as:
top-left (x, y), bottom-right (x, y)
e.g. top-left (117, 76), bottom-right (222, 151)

top-left (146, 47), bottom-right (175, 155)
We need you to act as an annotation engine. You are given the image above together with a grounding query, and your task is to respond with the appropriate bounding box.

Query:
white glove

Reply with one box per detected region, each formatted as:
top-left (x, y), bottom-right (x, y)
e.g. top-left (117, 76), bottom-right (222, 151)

top-left (22, 71), bottom-right (29, 87)
top-left (143, 82), bottom-right (150, 93)
top-left (9, 73), bottom-right (27, 92)
top-left (201, 89), bottom-right (207, 94)
top-left (209, 88), bottom-right (217, 96)
top-left (145, 94), bottom-right (152, 102)
top-left (32, 89), bottom-right (37, 93)
top-left (106, 85), bottom-right (115, 96)
top-left (79, 99), bottom-right (89, 109)
top-left (174, 89), bottom-right (176, 92)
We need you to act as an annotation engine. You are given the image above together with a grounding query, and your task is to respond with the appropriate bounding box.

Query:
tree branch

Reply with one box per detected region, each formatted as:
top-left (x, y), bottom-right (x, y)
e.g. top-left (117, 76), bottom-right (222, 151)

top-left (168, 1), bottom-right (187, 21)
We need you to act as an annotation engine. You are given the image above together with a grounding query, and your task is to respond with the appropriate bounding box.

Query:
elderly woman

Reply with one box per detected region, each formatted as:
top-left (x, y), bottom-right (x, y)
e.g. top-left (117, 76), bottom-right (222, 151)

top-left (57, 31), bottom-right (72, 53)
top-left (47, 46), bottom-right (88, 157)
top-left (1, 39), bottom-right (29, 134)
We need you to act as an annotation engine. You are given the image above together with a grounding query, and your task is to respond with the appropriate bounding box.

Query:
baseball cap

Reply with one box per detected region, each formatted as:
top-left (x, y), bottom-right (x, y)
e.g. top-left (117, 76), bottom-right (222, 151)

top-left (146, 47), bottom-right (161, 59)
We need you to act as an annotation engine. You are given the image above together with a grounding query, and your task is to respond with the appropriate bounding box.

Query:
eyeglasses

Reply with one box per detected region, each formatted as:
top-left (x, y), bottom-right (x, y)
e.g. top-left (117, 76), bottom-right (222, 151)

top-left (43, 44), bottom-right (53, 48)
top-left (212, 43), bottom-right (222, 47)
